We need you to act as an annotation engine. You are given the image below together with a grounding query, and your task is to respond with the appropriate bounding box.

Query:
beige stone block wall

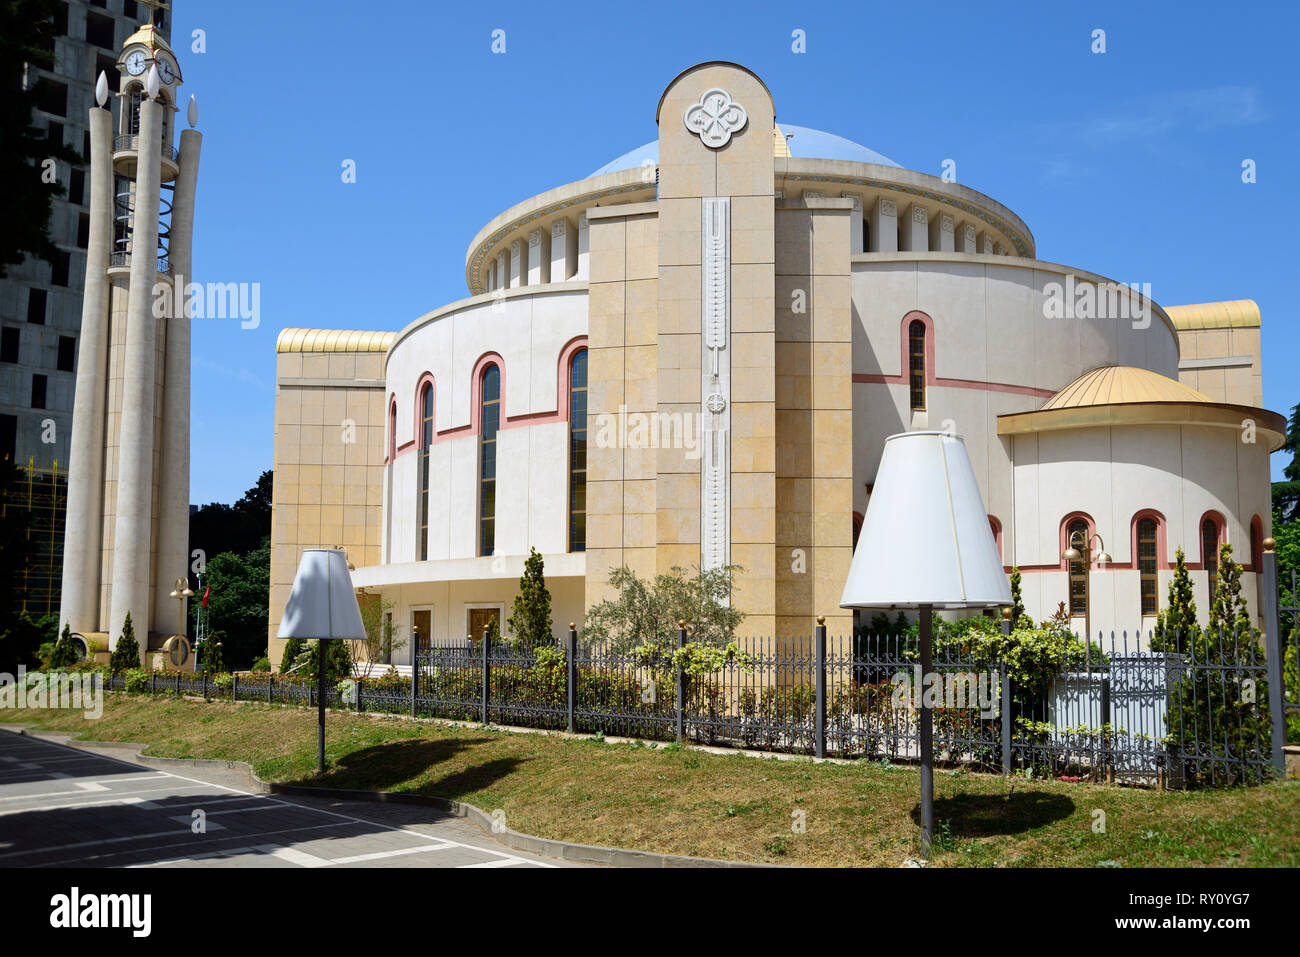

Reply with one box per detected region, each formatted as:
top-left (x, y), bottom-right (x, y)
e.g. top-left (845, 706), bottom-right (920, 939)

top-left (268, 348), bottom-right (387, 669)
top-left (774, 199), bottom-right (854, 643)
top-left (584, 210), bottom-right (660, 610)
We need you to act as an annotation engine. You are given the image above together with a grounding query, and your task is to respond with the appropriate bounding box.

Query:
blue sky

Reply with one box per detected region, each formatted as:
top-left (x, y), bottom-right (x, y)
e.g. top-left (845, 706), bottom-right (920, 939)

top-left (174, 0), bottom-right (1299, 504)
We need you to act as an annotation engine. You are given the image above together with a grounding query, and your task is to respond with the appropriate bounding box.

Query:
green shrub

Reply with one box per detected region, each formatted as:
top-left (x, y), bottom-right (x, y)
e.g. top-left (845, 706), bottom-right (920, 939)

top-left (250, 656), bottom-right (271, 673)
top-left (48, 624), bottom-right (78, 669)
top-left (279, 637), bottom-right (305, 673)
top-left (122, 668), bottom-right (150, 694)
top-left (108, 611), bottom-right (141, 672)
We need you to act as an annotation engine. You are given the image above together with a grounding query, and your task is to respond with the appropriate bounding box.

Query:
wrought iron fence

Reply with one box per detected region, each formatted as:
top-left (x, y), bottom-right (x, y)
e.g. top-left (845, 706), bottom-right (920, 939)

top-left (101, 618), bottom-right (1283, 788)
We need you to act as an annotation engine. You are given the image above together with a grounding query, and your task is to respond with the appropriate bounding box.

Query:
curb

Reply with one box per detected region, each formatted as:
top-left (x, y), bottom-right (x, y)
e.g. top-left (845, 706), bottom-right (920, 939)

top-left (0, 725), bottom-right (770, 869)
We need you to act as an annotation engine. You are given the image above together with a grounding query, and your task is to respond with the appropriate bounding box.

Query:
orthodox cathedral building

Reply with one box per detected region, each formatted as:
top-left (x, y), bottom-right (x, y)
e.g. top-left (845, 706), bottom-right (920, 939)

top-left (266, 62), bottom-right (1282, 666)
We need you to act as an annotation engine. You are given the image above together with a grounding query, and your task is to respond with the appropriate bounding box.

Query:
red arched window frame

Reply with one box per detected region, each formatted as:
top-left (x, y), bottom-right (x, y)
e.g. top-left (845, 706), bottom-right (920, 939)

top-left (1249, 515), bottom-right (1264, 572)
top-left (1130, 510), bottom-right (1166, 616)
top-left (988, 515), bottom-right (1003, 561)
top-left (386, 395), bottom-right (397, 464)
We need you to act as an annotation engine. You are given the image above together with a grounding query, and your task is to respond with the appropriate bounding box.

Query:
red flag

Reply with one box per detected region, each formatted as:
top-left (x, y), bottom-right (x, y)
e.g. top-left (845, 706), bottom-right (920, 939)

top-left (202, 586), bottom-right (210, 608)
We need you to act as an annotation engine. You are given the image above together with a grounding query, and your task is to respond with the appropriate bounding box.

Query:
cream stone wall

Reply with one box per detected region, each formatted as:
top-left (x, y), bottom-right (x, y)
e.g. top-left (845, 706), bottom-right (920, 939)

top-left (268, 346), bottom-right (387, 668)
top-left (1010, 423), bottom-right (1272, 638)
top-left (774, 197), bottom-right (854, 640)
top-left (850, 257), bottom-right (1183, 558)
top-left (1177, 325), bottom-right (1262, 407)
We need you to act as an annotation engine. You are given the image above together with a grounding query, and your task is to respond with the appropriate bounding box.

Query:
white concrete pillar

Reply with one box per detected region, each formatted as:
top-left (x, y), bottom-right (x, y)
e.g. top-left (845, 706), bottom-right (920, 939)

top-left (487, 259), bottom-right (496, 292)
top-left (929, 212), bottom-right (955, 252)
top-left (109, 93), bottom-right (164, 655)
top-left (575, 211), bottom-right (589, 280)
top-left (153, 125), bottom-right (200, 634)
top-left (868, 197), bottom-right (897, 252)
top-left (841, 193), bottom-right (863, 254)
top-left (551, 218), bottom-right (576, 282)
top-left (495, 250), bottom-right (508, 291)
top-left (978, 231), bottom-right (995, 255)
top-left (956, 222), bottom-right (977, 254)
top-left (527, 228), bottom-right (550, 285)
top-left (508, 239), bottom-right (525, 288)
top-left (902, 203), bottom-right (928, 251)
top-left (60, 102), bottom-right (113, 637)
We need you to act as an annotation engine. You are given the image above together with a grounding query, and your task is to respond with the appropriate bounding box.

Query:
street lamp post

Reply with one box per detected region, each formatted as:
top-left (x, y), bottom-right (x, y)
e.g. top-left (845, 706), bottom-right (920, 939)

top-left (840, 431), bottom-right (1010, 861)
top-left (278, 548), bottom-right (366, 773)
top-left (1061, 530), bottom-right (1112, 640)
top-left (167, 577), bottom-right (194, 669)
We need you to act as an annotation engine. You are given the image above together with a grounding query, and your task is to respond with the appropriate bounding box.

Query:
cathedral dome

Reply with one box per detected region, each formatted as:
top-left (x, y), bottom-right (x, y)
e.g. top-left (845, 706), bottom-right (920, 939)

top-left (1041, 366), bottom-right (1212, 410)
top-left (588, 123), bottom-right (901, 177)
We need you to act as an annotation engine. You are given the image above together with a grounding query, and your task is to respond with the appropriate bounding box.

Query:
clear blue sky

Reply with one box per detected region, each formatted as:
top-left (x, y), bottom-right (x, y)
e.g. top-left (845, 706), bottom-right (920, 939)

top-left (175, 0), bottom-right (1299, 505)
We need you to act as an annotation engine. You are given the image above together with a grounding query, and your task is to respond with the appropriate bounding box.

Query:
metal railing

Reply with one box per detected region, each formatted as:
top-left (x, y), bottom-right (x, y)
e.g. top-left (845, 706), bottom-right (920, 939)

top-left (102, 617), bottom-right (1283, 789)
top-left (113, 133), bottom-right (178, 162)
top-left (105, 251), bottom-right (170, 274)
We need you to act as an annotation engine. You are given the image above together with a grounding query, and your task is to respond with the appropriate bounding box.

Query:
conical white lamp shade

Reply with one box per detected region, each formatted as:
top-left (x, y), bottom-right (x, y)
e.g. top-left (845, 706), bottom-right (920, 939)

top-left (278, 548), bottom-right (366, 640)
top-left (841, 431), bottom-right (1011, 610)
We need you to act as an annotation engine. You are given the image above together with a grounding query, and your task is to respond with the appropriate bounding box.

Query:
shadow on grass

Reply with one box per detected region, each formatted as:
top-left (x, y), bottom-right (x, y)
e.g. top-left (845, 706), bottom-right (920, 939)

top-left (292, 736), bottom-right (525, 800)
top-left (910, 790), bottom-right (1076, 838)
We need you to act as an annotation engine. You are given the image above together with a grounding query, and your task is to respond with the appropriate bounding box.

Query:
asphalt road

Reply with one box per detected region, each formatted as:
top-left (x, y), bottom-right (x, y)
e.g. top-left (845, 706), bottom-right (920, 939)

top-left (0, 729), bottom-right (575, 868)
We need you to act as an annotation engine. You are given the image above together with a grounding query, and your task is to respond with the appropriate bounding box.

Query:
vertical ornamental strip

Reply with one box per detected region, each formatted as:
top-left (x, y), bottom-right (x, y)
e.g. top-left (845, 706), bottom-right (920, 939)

top-left (567, 623), bottom-right (577, 735)
top-left (676, 622), bottom-right (687, 743)
top-left (1261, 538), bottom-right (1286, 774)
top-left (815, 617), bottom-right (827, 759)
top-left (481, 626), bottom-right (491, 725)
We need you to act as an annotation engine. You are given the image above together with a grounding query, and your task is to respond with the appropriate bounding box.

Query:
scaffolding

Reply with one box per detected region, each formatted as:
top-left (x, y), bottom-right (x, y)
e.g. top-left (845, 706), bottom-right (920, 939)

top-left (7, 458), bottom-right (67, 619)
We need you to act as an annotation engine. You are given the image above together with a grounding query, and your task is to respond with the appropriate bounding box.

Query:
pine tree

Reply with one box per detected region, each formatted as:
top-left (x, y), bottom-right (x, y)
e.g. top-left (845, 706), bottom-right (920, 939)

top-left (201, 630), bottom-right (225, 674)
top-left (507, 547), bottom-right (553, 649)
top-left (48, 624), bottom-right (78, 668)
top-left (1150, 546), bottom-right (1200, 652)
top-left (1164, 543), bottom-right (1271, 784)
top-left (108, 611), bottom-right (141, 672)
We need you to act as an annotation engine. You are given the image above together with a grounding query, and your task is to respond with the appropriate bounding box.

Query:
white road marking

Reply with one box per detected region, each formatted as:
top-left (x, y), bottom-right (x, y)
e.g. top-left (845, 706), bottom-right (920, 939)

top-left (459, 858), bottom-right (530, 868)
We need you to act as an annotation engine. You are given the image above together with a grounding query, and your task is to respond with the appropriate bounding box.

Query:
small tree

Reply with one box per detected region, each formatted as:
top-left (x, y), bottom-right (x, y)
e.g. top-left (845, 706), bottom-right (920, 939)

top-left (200, 629), bottom-right (225, 674)
top-left (279, 636), bottom-right (305, 674)
top-left (507, 547), bottom-right (553, 649)
top-left (1008, 567), bottom-right (1029, 627)
top-left (1150, 546), bottom-right (1200, 653)
top-left (1163, 543), bottom-right (1271, 784)
top-left (48, 624), bottom-right (78, 669)
top-left (288, 639), bottom-right (353, 684)
top-left (108, 611), bottom-right (141, 672)
top-left (354, 594), bottom-right (404, 677)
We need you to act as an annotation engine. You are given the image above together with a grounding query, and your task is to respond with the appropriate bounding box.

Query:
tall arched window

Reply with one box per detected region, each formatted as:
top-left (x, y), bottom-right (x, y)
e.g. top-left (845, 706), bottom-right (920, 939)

top-left (908, 320), bottom-right (926, 411)
top-left (1202, 518), bottom-right (1220, 603)
top-left (1067, 518), bottom-right (1089, 620)
top-left (568, 349), bottom-right (587, 552)
top-left (1138, 517), bottom-right (1158, 615)
top-left (418, 384), bottom-right (433, 560)
top-left (478, 364), bottom-right (501, 556)
top-left (387, 398), bottom-right (397, 463)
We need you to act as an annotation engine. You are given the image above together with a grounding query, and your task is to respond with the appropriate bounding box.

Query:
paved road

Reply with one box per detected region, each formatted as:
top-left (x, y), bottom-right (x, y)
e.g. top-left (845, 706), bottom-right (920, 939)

top-left (0, 730), bottom-right (576, 868)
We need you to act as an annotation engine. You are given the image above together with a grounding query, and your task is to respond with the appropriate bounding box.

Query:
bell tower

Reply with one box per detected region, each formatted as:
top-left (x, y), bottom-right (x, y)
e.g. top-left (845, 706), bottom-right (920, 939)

top-left (60, 5), bottom-right (202, 666)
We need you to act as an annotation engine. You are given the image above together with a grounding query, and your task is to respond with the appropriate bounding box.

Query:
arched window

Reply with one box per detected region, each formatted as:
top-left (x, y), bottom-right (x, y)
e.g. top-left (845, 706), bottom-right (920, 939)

top-left (1250, 516), bottom-right (1264, 571)
top-left (418, 384), bottom-right (433, 560)
top-left (478, 364), bottom-right (501, 556)
top-left (908, 320), bottom-right (926, 411)
top-left (1202, 518), bottom-right (1220, 602)
top-left (1067, 518), bottom-right (1089, 620)
top-left (387, 398), bottom-right (397, 463)
top-left (1137, 517), bottom-right (1158, 615)
top-left (568, 349), bottom-right (587, 552)
top-left (988, 515), bottom-right (1002, 560)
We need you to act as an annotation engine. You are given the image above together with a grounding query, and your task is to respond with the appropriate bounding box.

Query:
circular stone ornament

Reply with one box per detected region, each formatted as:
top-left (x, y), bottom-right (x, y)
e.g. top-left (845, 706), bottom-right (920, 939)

top-left (683, 88), bottom-right (747, 149)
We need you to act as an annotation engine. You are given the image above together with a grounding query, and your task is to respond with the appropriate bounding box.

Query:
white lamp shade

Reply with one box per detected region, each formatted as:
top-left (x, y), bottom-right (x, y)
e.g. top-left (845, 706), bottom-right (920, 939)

top-left (278, 548), bottom-right (366, 640)
top-left (841, 431), bottom-right (1011, 610)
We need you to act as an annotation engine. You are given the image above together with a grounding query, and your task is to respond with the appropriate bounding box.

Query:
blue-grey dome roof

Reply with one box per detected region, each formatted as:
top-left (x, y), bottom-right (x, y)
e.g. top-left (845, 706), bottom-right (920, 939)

top-left (588, 124), bottom-right (900, 177)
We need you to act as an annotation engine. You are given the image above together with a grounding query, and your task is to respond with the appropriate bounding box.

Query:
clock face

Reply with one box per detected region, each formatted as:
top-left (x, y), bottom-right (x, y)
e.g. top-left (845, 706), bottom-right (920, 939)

top-left (157, 58), bottom-right (175, 84)
top-left (125, 51), bottom-right (146, 75)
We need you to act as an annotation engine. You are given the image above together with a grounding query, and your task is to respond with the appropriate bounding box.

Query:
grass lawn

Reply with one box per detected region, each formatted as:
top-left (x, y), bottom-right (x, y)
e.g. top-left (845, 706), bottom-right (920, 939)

top-left (6, 693), bottom-right (1299, 867)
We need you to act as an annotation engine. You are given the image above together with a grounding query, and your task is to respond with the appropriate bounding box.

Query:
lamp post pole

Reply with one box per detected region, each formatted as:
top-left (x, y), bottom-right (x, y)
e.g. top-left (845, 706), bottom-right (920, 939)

top-left (317, 638), bottom-right (327, 774)
top-left (918, 603), bottom-right (934, 858)
top-left (1064, 531), bottom-right (1111, 641)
